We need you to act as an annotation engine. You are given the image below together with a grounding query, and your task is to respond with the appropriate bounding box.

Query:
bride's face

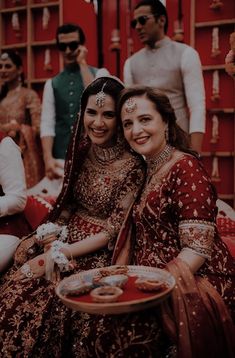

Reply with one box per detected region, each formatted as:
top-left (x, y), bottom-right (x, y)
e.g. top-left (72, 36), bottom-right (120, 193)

top-left (84, 94), bottom-right (117, 147)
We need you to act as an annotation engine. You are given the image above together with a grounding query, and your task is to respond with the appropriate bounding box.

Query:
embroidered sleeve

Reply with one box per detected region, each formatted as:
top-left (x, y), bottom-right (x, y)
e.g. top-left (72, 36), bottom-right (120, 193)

top-left (179, 219), bottom-right (215, 259)
top-left (170, 156), bottom-right (218, 259)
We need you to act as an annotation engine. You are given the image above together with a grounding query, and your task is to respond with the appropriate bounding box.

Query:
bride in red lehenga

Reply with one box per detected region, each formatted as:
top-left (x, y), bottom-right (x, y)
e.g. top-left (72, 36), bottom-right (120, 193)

top-left (0, 77), bottom-right (145, 357)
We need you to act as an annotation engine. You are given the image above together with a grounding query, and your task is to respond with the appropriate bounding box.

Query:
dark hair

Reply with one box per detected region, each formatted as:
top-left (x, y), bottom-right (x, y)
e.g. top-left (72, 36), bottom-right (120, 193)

top-left (0, 50), bottom-right (25, 100)
top-left (134, 0), bottom-right (168, 34)
top-left (56, 23), bottom-right (86, 46)
top-left (118, 86), bottom-right (197, 156)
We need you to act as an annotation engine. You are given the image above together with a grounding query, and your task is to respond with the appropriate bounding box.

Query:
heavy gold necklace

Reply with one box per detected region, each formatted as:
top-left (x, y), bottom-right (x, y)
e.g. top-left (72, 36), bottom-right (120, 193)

top-left (146, 144), bottom-right (174, 179)
top-left (92, 142), bottom-right (125, 165)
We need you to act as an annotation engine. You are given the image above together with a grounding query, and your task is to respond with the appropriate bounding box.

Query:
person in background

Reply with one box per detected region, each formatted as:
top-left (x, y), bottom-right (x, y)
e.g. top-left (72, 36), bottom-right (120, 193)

top-left (124, 0), bottom-right (206, 153)
top-left (0, 77), bottom-right (144, 357)
top-left (40, 23), bottom-right (109, 183)
top-left (0, 132), bottom-right (30, 237)
top-left (0, 50), bottom-right (43, 188)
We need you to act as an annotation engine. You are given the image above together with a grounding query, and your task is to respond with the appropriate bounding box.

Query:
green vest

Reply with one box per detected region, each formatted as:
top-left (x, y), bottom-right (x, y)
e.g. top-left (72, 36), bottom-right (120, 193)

top-left (52, 65), bottom-right (97, 159)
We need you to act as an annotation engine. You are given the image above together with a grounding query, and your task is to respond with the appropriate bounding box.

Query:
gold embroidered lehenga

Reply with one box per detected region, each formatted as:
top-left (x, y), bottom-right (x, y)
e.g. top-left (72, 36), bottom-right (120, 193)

top-left (0, 86), bottom-right (44, 188)
top-left (0, 80), bottom-right (145, 356)
top-left (68, 153), bottom-right (235, 357)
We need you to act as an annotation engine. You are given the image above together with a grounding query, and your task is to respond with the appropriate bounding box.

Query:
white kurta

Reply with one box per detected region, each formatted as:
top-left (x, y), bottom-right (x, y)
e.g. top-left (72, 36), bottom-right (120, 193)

top-left (0, 137), bottom-right (27, 217)
top-left (124, 36), bottom-right (206, 134)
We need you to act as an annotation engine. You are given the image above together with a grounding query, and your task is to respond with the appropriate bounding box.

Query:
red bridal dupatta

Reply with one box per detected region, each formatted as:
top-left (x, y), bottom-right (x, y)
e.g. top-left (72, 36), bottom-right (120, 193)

top-left (162, 258), bottom-right (235, 358)
top-left (112, 220), bottom-right (235, 358)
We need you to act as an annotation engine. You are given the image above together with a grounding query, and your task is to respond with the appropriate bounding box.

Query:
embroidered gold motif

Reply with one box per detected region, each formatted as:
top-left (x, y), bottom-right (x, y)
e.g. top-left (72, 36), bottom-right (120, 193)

top-left (179, 220), bottom-right (215, 259)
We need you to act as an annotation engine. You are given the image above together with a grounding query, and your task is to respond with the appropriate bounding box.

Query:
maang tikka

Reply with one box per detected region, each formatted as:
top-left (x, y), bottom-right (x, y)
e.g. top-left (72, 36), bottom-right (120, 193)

top-left (124, 97), bottom-right (137, 113)
top-left (0, 52), bottom-right (9, 60)
top-left (95, 82), bottom-right (107, 108)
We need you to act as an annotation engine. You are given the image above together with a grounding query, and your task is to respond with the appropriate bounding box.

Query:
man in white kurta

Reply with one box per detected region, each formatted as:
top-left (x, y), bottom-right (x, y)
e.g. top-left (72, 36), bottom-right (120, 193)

top-left (0, 136), bottom-right (26, 217)
top-left (124, 0), bottom-right (206, 153)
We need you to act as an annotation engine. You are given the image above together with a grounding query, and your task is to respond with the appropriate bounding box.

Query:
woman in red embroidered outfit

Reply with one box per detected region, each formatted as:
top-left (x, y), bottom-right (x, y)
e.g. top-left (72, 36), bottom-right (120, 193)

top-left (0, 77), bottom-right (145, 357)
top-left (69, 87), bottom-right (235, 357)
top-left (0, 50), bottom-right (44, 188)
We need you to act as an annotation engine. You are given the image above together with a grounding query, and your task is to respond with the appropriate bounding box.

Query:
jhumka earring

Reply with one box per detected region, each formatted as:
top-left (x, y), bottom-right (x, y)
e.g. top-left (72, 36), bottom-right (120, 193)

top-left (95, 82), bottom-right (107, 107)
top-left (165, 126), bottom-right (169, 143)
top-left (124, 97), bottom-right (137, 113)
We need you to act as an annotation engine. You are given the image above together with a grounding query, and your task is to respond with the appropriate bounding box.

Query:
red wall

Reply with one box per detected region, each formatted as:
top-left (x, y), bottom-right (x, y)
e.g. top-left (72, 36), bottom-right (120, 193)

top-left (62, 0), bottom-right (98, 67)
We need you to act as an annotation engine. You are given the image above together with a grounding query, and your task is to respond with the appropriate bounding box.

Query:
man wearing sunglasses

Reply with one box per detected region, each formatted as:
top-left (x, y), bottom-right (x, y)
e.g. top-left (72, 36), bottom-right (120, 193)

top-left (124, 0), bottom-right (206, 153)
top-left (40, 23), bottom-right (108, 182)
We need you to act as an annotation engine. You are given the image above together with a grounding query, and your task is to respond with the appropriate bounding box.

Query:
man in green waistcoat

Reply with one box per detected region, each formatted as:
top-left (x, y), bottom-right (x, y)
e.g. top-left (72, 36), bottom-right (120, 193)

top-left (40, 23), bottom-right (109, 181)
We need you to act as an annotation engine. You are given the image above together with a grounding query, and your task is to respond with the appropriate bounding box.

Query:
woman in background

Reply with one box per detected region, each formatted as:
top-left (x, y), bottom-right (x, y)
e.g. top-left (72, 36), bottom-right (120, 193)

top-left (0, 50), bottom-right (44, 188)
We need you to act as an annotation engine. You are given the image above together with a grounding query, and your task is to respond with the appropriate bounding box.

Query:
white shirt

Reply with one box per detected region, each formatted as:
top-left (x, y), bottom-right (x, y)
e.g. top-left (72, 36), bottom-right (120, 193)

top-left (124, 37), bottom-right (206, 134)
top-left (0, 137), bottom-right (27, 217)
top-left (40, 67), bottom-right (110, 138)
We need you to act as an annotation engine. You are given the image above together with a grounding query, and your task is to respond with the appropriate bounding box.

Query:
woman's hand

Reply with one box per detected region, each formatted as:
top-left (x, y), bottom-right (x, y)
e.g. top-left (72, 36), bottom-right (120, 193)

top-left (37, 234), bottom-right (58, 252)
top-left (14, 253), bottom-right (47, 281)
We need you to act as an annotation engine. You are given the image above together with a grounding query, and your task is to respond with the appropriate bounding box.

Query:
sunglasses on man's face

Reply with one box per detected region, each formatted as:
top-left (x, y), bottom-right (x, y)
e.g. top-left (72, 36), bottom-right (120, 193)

top-left (58, 41), bottom-right (80, 52)
top-left (0, 63), bottom-right (14, 70)
top-left (131, 14), bottom-right (157, 29)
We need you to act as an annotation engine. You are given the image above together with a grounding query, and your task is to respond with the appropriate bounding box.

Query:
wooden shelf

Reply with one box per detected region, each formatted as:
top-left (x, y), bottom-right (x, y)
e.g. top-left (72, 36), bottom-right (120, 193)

top-left (31, 40), bottom-right (56, 47)
top-left (30, 2), bottom-right (60, 9)
top-left (195, 19), bottom-right (235, 28)
top-left (0, 0), bottom-right (63, 87)
top-left (0, 6), bottom-right (27, 13)
top-left (30, 78), bottom-right (51, 83)
top-left (218, 194), bottom-right (235, 200)
top-left (202, 152), bottom-right (235, 157)
top-left (202, 64), bottom-right (225, 71)
top-left (207, 108), bottom-right (234, 114)
top-left (1, 43), bottom-right (27, 49)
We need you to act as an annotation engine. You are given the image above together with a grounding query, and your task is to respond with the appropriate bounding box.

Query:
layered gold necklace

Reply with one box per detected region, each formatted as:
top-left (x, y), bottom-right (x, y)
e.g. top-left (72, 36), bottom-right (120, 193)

top-left (92, 142), bottom-right (125, 165)
top-left (146, 144), bottom-right (174, 179)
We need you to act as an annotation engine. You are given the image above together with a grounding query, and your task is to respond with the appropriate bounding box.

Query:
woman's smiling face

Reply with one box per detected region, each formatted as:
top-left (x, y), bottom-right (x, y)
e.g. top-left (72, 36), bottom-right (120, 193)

top-left (84, 94), bottom-right (117, 147)
top-left (121, 95), bottom-right (167, 158)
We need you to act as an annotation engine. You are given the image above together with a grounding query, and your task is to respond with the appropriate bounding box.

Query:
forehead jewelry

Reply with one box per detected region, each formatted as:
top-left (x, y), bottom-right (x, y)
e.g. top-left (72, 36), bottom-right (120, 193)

top-left (124, 97), bottom-right (137, 113)
top-left (0, 53), bottom-right (9, 60)
top-left (95, 82), bottom-right (107, 108)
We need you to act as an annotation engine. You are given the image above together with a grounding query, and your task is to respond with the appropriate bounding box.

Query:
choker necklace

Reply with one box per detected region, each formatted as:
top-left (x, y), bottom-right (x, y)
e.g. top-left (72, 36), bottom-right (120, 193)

top-left (146, 144), bottom-right (174, 178)
top-left (92, 141), bottom-right (125, 165)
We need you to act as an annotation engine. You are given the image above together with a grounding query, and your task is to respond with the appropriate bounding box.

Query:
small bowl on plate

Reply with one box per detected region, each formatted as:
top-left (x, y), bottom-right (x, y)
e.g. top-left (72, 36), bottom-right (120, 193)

top-left (90, 286), bottom-right (123, 303)
top-left (97, 274), bottom-right (128, 288)
top-left (61, 280), bottom-right (94, 296)
top-left (135, 277), bottom-right (166, 292)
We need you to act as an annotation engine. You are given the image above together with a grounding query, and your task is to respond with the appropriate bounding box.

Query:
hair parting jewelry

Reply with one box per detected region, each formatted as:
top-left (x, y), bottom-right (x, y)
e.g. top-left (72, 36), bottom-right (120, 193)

top-left (124, 97), bottom-right (137, 113)
top-left (95, 82), bottom-right (107, 108)
top-left (0, 52), bottom-right (9, 60)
